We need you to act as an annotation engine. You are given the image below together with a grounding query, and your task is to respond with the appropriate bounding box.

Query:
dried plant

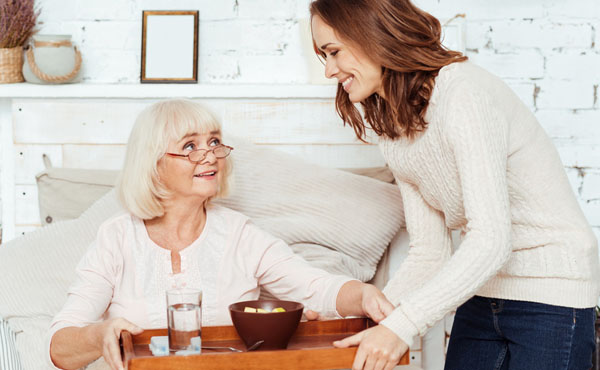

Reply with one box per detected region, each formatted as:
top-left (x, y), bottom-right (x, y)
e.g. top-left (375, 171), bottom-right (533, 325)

top-left (0, 0), bottom-right (39, 48)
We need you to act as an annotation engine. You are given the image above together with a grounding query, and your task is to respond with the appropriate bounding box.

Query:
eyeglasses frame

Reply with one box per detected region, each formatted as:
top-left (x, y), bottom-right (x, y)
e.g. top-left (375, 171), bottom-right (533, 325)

top-left (165, 144), bottom-right (234, 163)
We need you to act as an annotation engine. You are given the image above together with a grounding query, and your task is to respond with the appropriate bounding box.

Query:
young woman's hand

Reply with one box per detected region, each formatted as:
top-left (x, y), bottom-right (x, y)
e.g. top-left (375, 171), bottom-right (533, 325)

top-left (96, 318), bottom-right (143, 370)
top-left (334, 324), bottom-right (408, 370)
top-left (360, 284), bottom-right (394, 323)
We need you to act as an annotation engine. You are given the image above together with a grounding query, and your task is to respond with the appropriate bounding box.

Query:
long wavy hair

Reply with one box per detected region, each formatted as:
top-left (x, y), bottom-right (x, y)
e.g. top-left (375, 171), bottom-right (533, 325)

top-left (310, 0), bottom-right (467, 140)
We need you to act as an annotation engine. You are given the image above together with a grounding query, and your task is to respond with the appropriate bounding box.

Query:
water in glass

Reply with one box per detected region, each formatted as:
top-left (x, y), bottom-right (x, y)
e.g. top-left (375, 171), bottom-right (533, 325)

top-left (166, 288), bottom-right (202, 352)
top-left (167, 303), bottom-right (201, 351)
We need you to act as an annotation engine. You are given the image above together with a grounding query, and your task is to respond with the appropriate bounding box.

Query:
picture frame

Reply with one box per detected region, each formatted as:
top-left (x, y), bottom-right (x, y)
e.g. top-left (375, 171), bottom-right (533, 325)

top-left (141, 10), bottom-right (199, 83)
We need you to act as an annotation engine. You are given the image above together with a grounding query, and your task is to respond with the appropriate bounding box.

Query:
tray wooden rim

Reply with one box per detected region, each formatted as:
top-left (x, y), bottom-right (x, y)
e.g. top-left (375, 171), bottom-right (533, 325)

top-left (121, 318), bottom-right (409, 370)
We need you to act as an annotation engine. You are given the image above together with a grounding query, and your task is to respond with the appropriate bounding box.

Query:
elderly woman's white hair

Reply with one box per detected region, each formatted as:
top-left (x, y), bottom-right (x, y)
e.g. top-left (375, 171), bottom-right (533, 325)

top-left (118, 99), bottom-right (232, 219)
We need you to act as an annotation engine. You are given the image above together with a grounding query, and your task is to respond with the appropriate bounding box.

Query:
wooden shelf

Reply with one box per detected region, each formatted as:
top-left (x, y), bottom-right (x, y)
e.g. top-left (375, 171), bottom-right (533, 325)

top-left (0, 83), bottom-right (338, 99)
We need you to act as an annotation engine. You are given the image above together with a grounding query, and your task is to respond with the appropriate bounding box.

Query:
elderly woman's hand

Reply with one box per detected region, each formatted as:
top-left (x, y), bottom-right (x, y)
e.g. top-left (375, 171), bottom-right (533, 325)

top-left (360, 284), bottom-right (394, 323)
top-left (304, 310), bottom-right (321, 320)
top-left (96, 318), bottom-right (143, 370)
top-left (334, 324), bottom-right (408, 370)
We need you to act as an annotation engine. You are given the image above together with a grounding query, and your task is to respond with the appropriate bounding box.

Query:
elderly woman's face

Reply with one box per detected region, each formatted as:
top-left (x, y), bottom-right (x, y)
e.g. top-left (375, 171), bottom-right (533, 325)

top-left (158, 131), bottom-right (226, 201)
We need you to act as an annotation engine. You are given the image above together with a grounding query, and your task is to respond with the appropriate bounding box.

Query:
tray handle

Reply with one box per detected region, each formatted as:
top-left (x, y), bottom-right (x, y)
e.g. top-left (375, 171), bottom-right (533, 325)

top-left (120, 331), bottom-right (135, 370)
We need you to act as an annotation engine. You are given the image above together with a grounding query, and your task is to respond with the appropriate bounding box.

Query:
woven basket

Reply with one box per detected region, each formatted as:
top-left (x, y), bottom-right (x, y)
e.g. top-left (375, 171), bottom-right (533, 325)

top-left (0, 46), bottom-right (24, 83)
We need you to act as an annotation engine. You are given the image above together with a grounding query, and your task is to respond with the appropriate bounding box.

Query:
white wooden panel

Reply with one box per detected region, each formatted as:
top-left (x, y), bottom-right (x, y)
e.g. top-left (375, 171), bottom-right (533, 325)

top-left (63, 143), bottom-right (382, 170)
top-left (411, 336), bottom-right (422, 351)
top-left (63, 145), bottom-right (127, 170)
top-left (408, 351), bottom-right (422, 368)
top-left (264, 144), bottom-right (385, 168)
top-left (15, 185), bottom-right (39, 225)
top-left (1, 84), bottom-right (338, 99)
top-left (422, 320), bottom-right (447, 370)
top-left (221, 101), bottom-right (372, 144)
top-left (444, 312), bottom-right (455, 355)
top-left (444, 312), bottom-right (455, 338)
top-left (15, 145), bottom-right (63, 185)
top-left (62, 143), bottom-right (382, 171)
top-left (1, 98), bottom-right (15, 241)
top-left (13, 99), bottom-right (148, 144)
top-left (14, 225), bottom-right (40, 238)
top-left (14, 99), bottom-right (372, 145)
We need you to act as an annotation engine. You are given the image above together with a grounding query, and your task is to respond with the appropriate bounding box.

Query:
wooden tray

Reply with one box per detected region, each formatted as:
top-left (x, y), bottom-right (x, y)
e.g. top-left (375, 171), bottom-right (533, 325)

top-left (121, 318), bottom-right (409, 369)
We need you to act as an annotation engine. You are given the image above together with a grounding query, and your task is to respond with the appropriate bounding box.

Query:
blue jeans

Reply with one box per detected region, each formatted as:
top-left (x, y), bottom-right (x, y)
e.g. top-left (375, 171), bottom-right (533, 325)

top-left (444, 296), bottom-right (595, 370)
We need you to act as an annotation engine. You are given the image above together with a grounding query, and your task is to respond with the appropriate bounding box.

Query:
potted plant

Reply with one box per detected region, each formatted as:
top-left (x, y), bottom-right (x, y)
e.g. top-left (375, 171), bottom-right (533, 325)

top-left (0, 0), bottom-right (39, 83)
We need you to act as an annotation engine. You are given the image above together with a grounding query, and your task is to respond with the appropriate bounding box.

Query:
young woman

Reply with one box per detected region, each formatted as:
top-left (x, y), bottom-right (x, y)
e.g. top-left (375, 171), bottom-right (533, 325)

top-left (47, 99), bottom-right (393, 370)
top-left (310, 1), bottom-right (599, 370)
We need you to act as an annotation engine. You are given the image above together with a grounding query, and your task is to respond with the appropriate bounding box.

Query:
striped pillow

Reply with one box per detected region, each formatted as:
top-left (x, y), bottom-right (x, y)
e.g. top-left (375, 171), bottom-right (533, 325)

top-left (0, 317), bottom-right (23, 370)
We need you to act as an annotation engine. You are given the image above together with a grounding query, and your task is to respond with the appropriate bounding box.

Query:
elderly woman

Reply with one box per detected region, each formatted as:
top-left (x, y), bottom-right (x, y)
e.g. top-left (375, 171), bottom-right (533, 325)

top-left (47, 99), bottom-right (393, 370)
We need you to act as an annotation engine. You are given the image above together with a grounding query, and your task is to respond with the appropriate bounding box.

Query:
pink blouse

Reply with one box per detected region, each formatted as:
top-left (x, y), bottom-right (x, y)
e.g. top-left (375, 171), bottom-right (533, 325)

top-left (48, 204), bottom-right (352, 366)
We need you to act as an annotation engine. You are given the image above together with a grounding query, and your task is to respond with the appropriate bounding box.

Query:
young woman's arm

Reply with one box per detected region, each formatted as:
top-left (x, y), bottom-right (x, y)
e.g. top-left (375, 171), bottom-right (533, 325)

top-left (335, 280), bottom-right (394, 322)
top-left (380, 83), bottom-right (512, 346)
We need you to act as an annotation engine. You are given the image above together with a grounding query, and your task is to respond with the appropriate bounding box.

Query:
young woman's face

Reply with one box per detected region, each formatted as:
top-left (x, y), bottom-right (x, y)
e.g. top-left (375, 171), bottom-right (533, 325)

top-left (311, 15), bottom-right (384, 103)
top-left (158, 131), bottom-right (226, 202)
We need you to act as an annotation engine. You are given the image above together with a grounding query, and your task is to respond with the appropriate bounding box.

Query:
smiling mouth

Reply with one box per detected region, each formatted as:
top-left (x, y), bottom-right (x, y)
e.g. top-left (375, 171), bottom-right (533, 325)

top-left (341, 76), bottom-right (354, 90)
top-left (194, 171), bottom-right (216, 178)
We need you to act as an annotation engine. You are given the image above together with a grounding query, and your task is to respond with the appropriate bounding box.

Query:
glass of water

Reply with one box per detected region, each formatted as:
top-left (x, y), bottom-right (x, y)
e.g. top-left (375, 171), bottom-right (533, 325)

top-left (166, 288), bottom-right (202, 353)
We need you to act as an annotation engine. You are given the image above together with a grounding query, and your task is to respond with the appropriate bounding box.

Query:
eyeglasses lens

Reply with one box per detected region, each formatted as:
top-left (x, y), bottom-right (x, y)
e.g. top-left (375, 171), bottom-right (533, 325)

top-left (188, 146), bottom-right (231, 162)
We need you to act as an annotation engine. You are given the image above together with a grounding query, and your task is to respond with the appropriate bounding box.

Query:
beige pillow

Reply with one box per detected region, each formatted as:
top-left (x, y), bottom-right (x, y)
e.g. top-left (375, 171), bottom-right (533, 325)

top-left (35, 165), bottom-right (395, 226)
top-left (36, 166), bottom-right (118, 225)
top-left (343, 166), bottom-right (395, 184)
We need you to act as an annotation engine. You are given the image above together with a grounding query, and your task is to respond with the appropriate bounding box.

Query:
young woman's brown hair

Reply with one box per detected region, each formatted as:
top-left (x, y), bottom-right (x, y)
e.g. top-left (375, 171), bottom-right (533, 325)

top-left (310, 0), bottom-right (467, 140)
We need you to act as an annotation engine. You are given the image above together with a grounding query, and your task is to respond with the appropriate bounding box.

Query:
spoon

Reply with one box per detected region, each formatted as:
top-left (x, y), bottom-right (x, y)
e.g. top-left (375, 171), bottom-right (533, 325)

top-left (201, 345), bottom-right (243, 352)
top-left (200, 340), bottom-right (264, 352)
top-left (246, 340), bottom-right (265, 352)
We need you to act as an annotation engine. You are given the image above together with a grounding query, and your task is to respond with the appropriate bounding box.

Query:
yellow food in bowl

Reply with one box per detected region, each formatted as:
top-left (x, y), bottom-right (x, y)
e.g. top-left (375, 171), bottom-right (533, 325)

top-left (243, 306), bottom-right (286, 313)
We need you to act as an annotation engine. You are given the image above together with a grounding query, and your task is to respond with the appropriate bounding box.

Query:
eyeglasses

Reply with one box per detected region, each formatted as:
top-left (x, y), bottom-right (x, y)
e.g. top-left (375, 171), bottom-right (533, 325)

top-left (166, 144), bottom-right (234, 163)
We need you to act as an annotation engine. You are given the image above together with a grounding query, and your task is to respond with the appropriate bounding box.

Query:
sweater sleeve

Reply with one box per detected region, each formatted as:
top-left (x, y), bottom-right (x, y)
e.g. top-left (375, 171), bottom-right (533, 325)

top-left (382, 181), bottom-right (451, 305)
top-left (380, 83), bottom-right (513, 346)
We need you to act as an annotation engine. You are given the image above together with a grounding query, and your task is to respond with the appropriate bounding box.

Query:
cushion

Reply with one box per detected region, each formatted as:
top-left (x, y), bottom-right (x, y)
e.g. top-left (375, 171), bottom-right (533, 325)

top-left (0, 191), bottom-right (124, 370)
top-left (4, 139), bottom-right (403, 369)
top-left (0, 317), bottom-right (23, 370)
top-left (36, 163), bottom-right (395, 227)
top-left (215, 137), bottom-right (403, 281)
top-left (343, 166), bottom-right (396, 184)
top-left (36, 163), bottom-right (118, 225)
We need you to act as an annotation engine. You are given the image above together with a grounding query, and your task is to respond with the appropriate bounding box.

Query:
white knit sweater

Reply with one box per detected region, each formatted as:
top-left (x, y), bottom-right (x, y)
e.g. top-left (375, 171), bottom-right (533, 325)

top-left (379, 61), bottom-right (600, 346)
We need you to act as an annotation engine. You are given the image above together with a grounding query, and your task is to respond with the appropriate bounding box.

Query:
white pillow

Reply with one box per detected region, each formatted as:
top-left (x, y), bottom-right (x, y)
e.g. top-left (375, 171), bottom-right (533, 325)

top-left (0, 141), bottom-right (404, 370)
top-left (0, 317), bottom-right (23, 370)
top-left (0, 191), bottom-right (123, 370)
top-left (216, 138), bottom-right (404, 281)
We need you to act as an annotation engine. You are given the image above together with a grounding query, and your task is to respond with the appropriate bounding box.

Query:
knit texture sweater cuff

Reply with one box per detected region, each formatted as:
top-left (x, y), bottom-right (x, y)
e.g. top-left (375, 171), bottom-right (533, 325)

top-left (380, 306), bottom-right (419, 348)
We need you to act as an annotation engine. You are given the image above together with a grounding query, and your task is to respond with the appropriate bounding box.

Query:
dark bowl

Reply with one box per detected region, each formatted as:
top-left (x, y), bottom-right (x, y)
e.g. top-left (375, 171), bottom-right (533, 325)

top-left (229, 299), bottom-right (304, 350)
